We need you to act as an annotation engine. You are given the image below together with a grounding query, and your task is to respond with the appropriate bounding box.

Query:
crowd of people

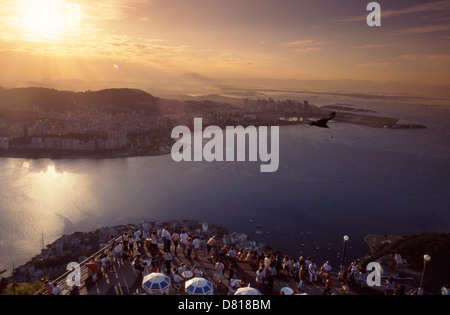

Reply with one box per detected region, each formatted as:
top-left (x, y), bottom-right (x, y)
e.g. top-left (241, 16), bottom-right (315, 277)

top-left (43, 224), bottom-right (445, 296)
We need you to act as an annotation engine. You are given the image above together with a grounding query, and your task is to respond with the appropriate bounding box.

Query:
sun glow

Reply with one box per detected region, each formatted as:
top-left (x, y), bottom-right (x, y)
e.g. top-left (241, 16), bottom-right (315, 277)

top-left (20, 0), bottom-right (81, 40)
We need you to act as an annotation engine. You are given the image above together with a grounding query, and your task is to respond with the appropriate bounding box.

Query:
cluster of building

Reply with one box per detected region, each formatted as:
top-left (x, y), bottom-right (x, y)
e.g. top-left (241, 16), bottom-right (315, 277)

top-left (30, 135), bottom-right (128, 151)
top-left (0, 95), bottom-right (323, 154)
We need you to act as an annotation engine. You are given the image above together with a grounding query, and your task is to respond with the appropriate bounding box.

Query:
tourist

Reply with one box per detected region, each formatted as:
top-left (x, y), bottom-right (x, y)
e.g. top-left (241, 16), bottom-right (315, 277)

top-left (206, 235), bottom-right (217, 257)
top-left (267, 263), bottom-right (277, 292)
top-left (121, 241), bottom-right (129, 263)
top-left (275, 254), bottom-right (283, 275)
top-left (186, 237), bottom-right (193, 259)
top-left (309, 260), bottom-right (318, 283)
top-left (113, 241), bottom-right (122, 266)
top-left (348, 260), bottom-right (359, 287)
top-left (171, 230), bottom-right (180, 254)
top-left (227, 246), bottom-right (237, 263)
top-left (192, 265), bottom-right (203, 277)
top-left (297, 265), bottom-right (308, 293)
top-left (264, 253), bottom-right (272, 269)
top-left (219, 245), bottom-right (228, 260)
top-left (237, 248), bottom-right (245, 262)
top-left (255, 266), bottom-right (265, 294)
top-left (340, 269), bottom-right (349, 294)
top-left (258, 251), bottom-right (265, 263)
top-left (101, 253), bottom-right (111, 275)
top-left (290, 258), bottom-right (300, 281)
top-left (441, 283), bottom-right (450, 295)
top-left (298, 256), bottom-right (305, 268)
top-left (192, 236), bottom-right (200, 259)
top-left (122, 232), bottom-right (129, 243)
top-left (226, 263), bottom-right (235, 283)
top-left (134, 228), bottom-right (143, 251)
top-left (320, 261), bottom-right (332, 284)
top-left (178, 263), bottom-right (187, 274)
top-left (173, 268), bottom-right (184, 290)
top-left (164, 249), bottom-right (173, 274)
top-left (215, 258), bottom-right (225, 284)
top-left (156, 253), bottom-right (164, 273)
top-left (180, 230), bottom-right (189, 256)
top-left (357, 263), bottom-right (367, 288)
top-left (282, 255), bottom-right (291, 276)
top-left (385, 277), bottom-right (395, 295)
top-left (128, 235), bottom-right (135, 257)
top-left (150, 231), bottom-right (159, 256)
top-left (52, 281), bottom-right (62, 295)
top-left (133, 255), bottom-right (145, 276)
top-left (245, 250), bottom-right (254, 265)
top-left (322, 274), bottom-right (334, 296)
top-left (107, 235), bottom-right (115, 247)
top-left (126, 237), bottom-right (134, 259)
top-left (162, 226), bottom-right (171, 252)
top-left (86, 258), bottom-right (99, 282)
top-left (44, 280), bottom-right (54, 295)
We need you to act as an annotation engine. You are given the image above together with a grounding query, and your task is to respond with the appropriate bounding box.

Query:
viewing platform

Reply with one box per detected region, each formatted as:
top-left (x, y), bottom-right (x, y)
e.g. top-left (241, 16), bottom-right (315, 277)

top-left (36, 225), bottom-right (379, 296)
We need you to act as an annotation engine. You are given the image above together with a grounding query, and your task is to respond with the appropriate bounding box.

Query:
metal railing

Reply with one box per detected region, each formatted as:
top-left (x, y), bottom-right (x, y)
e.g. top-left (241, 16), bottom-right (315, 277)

top-left (34, 229), bottom-right (136, 295)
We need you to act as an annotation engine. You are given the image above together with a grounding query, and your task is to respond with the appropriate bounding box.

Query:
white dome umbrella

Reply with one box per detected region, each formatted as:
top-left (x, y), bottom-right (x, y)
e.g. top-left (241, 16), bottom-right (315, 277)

top-left (185, 277), bottom-right (214, 295)
top-left (142, 273), bottom-right (171, 295)
top-left (234, 287), bottom-right (262, 295)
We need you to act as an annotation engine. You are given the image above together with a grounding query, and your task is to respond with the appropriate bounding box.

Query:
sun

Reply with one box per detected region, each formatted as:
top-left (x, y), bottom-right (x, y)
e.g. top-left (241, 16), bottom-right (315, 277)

top-left (20, 0), bottom-right (81, 40)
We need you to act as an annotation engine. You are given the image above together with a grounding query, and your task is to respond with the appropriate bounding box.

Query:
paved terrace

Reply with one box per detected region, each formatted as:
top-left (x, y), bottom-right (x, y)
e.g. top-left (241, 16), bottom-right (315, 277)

top-left (35, 221), bottom-right (382, 296)
top-left (79, 243), bottom-right (378, 296)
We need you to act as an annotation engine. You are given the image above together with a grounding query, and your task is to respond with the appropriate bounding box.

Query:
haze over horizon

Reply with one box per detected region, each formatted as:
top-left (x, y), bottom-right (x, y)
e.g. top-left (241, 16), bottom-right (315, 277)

top-left (1, 0), bottom-right (450, 96)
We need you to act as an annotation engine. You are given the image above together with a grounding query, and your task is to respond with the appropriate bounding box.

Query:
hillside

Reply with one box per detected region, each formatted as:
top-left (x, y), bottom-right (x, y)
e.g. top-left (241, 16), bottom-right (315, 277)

top-left (362, 232), bottom-right (450, 294)
top-left (0, 87), bottom-right (159, 114)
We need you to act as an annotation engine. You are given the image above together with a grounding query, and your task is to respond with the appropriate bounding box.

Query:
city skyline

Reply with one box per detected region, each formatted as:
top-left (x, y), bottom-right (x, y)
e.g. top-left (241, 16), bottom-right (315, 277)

top-left (1, 0), bottom-right (450, 90)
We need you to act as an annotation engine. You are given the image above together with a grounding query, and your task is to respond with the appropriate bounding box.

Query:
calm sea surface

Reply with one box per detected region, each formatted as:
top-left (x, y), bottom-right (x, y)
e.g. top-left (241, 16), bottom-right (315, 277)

top-left (1, 102), bottom-right (449, 275)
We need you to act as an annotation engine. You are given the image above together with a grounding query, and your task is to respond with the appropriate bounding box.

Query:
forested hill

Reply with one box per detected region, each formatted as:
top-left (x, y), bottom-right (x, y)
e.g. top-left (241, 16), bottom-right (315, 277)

top-left (0, 87), bottom-right (159, 114)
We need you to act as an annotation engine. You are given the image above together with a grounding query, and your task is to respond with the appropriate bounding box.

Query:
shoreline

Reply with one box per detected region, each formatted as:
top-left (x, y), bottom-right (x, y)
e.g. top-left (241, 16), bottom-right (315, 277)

top-left (0, 118), bottom-right (426, 161)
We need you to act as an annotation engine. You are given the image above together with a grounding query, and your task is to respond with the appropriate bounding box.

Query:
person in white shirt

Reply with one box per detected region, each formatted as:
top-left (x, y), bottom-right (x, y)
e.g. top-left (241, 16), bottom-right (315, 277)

top-left (215, 259), bottom-right (225, 283)
top-left (178, 263), bottom-right (187, 274)
top-left (180, 230), bottom-right (189, 256)
top-left (309, 260), bottom-right (318, 283)
top-left (282, 255), bottom-right (291, 276)
top-left (173, 270), bottom-right (183, 286)
top-left (192, 265), bottom-right (203, 277)
top-left (192, 236), bottom-right (200, 259)
top-left (113, 242), bottom-right (122, 265)
top-left (267, 263), bottom-right (277, 292)
top-left (227, 246), bottom-right (237, 261)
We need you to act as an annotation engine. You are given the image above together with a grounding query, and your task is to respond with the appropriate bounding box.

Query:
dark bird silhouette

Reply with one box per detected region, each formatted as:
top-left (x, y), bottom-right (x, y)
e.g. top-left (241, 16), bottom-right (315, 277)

top-left (0, 269), bottom-right (6, 275)
top-left (309, 112), bottom-right (336, 128)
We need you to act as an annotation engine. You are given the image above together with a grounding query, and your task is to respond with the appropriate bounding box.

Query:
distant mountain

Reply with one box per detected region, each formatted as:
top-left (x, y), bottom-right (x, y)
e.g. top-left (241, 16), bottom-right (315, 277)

top-left (175, 72), bottom-right (213, 83)
top-left (213, 78), bottom-right (450, 99)
top-left (0, 87), bottom-right (159, 113)
top-left (2, 75), bottom-right (449, 102)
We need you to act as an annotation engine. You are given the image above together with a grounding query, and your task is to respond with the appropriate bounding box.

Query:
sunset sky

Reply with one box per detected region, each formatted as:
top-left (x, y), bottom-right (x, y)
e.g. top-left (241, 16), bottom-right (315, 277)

top-left (1, 0), bottom-right (450, 90)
